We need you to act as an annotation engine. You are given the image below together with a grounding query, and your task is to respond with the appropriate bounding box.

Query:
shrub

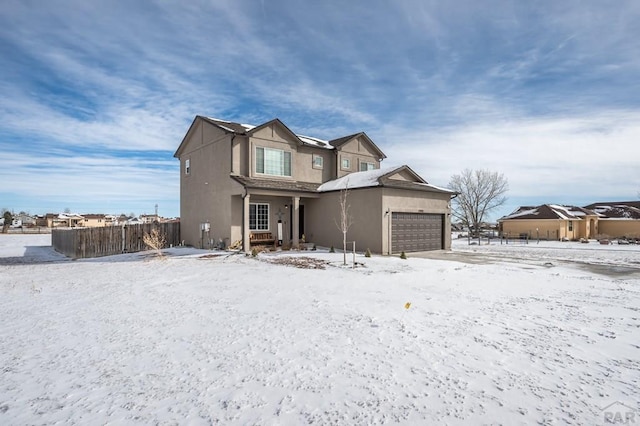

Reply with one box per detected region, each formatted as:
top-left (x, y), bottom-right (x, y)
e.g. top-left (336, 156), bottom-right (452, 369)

top-left (400, 251), bottom-right (407, 260)
top-left (143, 228), bottom-right (166, 258)
top-left (329, 245), bottom-right (335, 253)
top-left (365, 248), bottom-right (371, 258)
top-left (251, 247), bottom-right (259, 257)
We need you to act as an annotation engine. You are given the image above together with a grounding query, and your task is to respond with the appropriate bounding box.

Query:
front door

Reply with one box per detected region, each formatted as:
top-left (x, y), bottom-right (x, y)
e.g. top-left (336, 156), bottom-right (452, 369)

top-left (289, 204), bottom-right (305, 242)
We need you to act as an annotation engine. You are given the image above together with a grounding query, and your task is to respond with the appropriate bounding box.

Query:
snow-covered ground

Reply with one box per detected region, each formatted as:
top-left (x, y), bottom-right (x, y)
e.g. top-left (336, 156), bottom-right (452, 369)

top-left (1, 234), bottom-right (639, 425)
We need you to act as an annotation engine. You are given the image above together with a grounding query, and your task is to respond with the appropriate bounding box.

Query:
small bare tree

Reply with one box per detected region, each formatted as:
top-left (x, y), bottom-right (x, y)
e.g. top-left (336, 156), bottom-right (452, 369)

top-left (335, 183), bottom-right (353, 265)
top-left (143, 228), bottom-right (166, 258)
top-left (449, 169), bottom-right (509, 244)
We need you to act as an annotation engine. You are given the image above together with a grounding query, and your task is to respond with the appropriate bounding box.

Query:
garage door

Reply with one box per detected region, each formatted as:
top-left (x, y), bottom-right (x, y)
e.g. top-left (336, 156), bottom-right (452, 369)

top-left (391, 212), bottom-right (444, 253)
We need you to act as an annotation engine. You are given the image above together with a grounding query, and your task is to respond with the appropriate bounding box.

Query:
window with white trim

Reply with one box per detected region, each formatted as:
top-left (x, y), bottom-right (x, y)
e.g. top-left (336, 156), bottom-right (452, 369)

top-left (185, 159), bottom-right (190, 175)
top-left (341, 158), bottom-right (351, 170)
top-left (255, 147), bottom-right (292, 177)
top-left (249, 203), bottom-right (269, 231)
top-left (568, 221), bottom-right (573, 231)
top-left (312, 154), bottom-right (323, 169)
top-left (360, 161), bottom-right (375, 171)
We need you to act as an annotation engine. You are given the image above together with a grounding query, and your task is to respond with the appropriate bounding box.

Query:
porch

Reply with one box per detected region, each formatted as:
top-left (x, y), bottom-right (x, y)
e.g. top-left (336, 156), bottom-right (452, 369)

top-left (241, 192), bottom-right (317, 252)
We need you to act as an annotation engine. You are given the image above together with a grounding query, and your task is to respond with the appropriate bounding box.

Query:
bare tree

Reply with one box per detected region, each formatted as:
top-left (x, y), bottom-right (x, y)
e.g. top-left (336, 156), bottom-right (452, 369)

top-left (335, 183), bottom-right (353, 265)
top-left (449, 169), bottom-right (508, 243)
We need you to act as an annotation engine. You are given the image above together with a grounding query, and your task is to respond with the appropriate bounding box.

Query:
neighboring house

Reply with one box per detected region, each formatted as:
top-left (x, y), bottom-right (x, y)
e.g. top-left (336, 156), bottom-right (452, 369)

top-left (174, 116), bottom-right (456, 254)
top-left (499, 204), bottom-right (599, 240)
top-left (583, 201), bottom-right (640, 238)
top-left (44, 213), bottom-right (86, 228)
top-left (140, 214), bottom-right (159, 224)
top-left (83, 214), bottom-right (108, 227)
top-left (12, 214), bottom-right (36, 227)
top-left (500, 202), bottom-right (640, 240)
top-left (126, 216), bottom-right (144, 225)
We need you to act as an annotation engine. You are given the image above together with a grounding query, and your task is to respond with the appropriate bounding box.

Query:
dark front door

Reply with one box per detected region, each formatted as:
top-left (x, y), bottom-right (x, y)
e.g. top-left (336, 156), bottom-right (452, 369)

top-left (289, 204), bottom-right (305, 241)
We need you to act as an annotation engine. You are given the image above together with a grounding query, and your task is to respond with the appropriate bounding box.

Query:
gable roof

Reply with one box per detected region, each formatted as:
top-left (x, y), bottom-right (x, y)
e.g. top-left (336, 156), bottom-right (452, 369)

top-left (175, 116), bottom-right (387, 157)
top-left (329, 132), bottom-right (387, 160)
top-left (500, 204), bottom-right (597, 221)
top-left (317, 166), bottom-right (455, 194)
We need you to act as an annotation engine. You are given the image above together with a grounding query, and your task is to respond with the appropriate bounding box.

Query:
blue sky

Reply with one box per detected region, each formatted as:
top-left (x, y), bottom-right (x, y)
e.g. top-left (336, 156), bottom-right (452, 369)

top-left (1, 0), bottom-right (639, 219)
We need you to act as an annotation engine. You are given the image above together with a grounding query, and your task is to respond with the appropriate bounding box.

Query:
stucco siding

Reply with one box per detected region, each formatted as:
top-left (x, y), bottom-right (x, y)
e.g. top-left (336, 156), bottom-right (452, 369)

top-left (294, 146), bottom-right (334, 183)
top-left (598, 220), bottom-right (640, 238)
top-left (381, 188), bottom-right (451, 253)
top-left (306, 188), bottom-right (384, 253)
top-left (501, 219), bottom-right (567, 240)
top-left (179, 121), bottom-right (239, 247)
top-left (336, 138), bottom-right (380, 178)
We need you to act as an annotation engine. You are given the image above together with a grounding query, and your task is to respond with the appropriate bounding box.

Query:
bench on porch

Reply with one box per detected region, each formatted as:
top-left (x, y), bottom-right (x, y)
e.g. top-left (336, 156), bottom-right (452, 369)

top-left (250, 232), bottom-right (275, 245)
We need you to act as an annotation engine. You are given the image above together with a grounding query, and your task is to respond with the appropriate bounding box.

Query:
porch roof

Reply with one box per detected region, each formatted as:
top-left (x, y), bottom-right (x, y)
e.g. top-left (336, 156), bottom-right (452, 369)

top-left (231, 175), bottom-right (320, 194)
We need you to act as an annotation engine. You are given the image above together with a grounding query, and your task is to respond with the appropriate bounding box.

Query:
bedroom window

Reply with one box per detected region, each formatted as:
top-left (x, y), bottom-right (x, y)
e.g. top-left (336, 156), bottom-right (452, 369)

top-left (341, 158), bottom-right (351, 170)
top-left (312, 154), bottom-right (323, 169)
top-left (249, 203), bottom-right (269, 231)
top-left (360, 161), bottom-right (375, 171)
top-left (255, 147), bottom-right (292, 177)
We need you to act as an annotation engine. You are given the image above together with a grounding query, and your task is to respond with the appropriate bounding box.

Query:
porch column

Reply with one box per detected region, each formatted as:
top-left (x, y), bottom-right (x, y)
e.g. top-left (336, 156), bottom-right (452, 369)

top-left (292, 196), bottom-right (300, 249)
top-left (243, 194), bottom-right (251, 253)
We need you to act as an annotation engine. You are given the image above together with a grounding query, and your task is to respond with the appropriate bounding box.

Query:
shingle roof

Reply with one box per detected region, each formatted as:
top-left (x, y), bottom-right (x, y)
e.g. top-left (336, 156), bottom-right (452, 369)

top-left (230, 175), bottom-right (321, 193)
top-left (500, 204), bottom-right (597, 221)
top-left (201, 117), bottom-right (253, 134)
top-left (586, 203), bottom-right (640, 219)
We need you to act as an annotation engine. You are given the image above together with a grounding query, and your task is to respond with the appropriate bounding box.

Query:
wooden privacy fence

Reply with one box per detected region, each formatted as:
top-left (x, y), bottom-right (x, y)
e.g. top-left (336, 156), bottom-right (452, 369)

top-left (52, 222), bottom-right (181, 259)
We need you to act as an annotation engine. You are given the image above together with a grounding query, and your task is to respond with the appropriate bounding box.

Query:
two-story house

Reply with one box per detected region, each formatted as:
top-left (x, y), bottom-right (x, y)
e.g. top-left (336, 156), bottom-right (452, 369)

top-left (174, 116), bottom-right (456, 254)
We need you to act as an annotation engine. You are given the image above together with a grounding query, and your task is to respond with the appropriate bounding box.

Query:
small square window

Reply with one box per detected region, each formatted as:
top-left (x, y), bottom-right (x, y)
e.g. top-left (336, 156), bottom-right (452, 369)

top-left (341, 158), bottom-right (351, 170)
top-left (313, 155), bottom-right (323, 169)
top-left (185, 159), bottom-right (190, 175)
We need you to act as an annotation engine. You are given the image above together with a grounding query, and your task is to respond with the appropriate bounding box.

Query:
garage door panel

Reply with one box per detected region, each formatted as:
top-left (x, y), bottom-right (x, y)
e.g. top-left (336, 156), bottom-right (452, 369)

top-left (391, 212), bottom-right (443, 253)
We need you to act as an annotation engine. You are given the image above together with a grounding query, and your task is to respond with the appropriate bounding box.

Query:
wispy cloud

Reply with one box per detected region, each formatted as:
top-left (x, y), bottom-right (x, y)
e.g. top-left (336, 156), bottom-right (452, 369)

top-left (1, 0), bottom-right (639, 216)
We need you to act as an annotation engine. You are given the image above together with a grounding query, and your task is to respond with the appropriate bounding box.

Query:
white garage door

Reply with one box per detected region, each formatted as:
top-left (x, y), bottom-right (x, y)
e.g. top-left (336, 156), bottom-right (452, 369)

top-left (391, 212), bottom-right (444, 253)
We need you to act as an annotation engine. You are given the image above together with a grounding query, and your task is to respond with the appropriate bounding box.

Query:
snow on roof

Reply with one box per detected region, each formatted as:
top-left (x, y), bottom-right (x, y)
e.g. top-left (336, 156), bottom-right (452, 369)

top-left (297, 135), bottom-right (331, 149)
top-left (502, 207), bottom-right (541, 220)
top-left (318, 167), bottom-right (397, 192)
top-left (548, 204), bottom-right (575, 220)
top-left (58, 213), bottom-right (84, 219)
top-left (206, 117), bottom-right (254, 132)
top-left (207, 117), bottom-right (334, 149)
top-left (413, 182), bottom-right (456, 193)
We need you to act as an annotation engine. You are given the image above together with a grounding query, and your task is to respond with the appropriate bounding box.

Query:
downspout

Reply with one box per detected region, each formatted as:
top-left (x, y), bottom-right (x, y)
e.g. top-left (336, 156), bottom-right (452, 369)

top-left (241, 186), bottom-right (248, 252)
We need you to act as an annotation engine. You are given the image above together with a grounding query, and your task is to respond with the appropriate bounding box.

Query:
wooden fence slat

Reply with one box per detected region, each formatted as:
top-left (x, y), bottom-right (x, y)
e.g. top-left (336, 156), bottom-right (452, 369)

top-left (52, 222), bottom-right (180, 259)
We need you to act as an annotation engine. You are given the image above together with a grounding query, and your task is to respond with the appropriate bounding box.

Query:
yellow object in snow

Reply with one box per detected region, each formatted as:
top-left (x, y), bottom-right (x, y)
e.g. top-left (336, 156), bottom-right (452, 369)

top-left (404, 302), bottom-right (411, 310)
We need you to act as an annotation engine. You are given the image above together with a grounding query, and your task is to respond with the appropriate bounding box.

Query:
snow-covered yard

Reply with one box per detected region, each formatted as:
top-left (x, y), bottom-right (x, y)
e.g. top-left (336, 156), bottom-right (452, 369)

top-left (1, 234), bottom-right (639, 425)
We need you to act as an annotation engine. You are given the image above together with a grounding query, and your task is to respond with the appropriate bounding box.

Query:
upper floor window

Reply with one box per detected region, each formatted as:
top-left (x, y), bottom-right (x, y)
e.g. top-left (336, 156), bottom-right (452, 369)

top-left (360, 161), bottom-right (375, 171)
top-left (312, 154), bottom-right (323, 169)
top-left (256, 147), bottom-right (291, 177)
top-left (341, 158), bottom-right (351, 170)
top-left (185, 159), bottom-right (190, 175)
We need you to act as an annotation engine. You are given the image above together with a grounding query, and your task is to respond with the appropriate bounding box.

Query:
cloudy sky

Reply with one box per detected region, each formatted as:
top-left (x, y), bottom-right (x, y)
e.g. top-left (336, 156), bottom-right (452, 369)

top-left (1, 0), bottom-right (639, 219)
